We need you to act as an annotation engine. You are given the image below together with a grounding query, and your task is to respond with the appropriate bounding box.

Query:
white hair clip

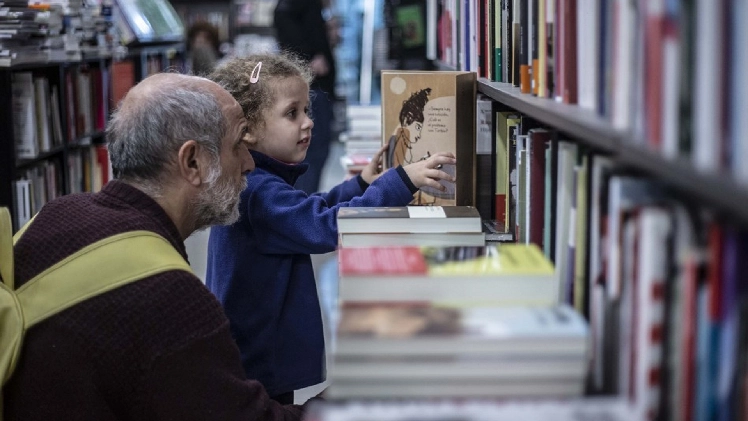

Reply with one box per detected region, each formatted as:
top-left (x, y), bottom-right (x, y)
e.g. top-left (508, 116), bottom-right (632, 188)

top-left (250, 61), bottom-right (262, 84)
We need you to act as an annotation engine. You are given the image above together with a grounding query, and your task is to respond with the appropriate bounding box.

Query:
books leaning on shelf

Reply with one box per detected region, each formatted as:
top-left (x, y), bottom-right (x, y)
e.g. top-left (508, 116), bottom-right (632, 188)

top-left (337, 243), bottom-right (556, 305)
top-left (381, 70), bottom-right (476, 206)
top-left (328, 303), bottom-right (588, 399)
top-left (337, 205), bottom-right (484, 247)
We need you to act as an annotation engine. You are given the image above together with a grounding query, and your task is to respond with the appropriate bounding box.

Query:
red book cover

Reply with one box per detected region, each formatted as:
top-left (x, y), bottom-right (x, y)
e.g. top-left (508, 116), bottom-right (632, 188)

top-left (111, 60), bottom-right (135, 110)
top-left (644, 1), bottom-right (665, 149)
top-left (680, 254), bottom-right (699, 421)
top-left (339, 247), bottom-right (428, 276)
top-left (528, 129), bottom-right (549, 249)
top-left (561, 0), bottom-right (577, 104)
top-left (96, 145), bottom-right (110, 185)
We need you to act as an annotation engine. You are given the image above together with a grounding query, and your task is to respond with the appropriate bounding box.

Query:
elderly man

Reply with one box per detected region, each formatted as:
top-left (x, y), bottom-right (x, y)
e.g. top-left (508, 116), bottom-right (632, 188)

top-left (4, 73), bottom-right (305, 420)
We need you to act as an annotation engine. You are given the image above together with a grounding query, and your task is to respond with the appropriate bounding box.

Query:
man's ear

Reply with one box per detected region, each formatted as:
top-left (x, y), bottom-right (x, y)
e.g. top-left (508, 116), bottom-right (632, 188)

top-left (177, 140), bottom-right (205, 186)
top-left (244, 131), bottom-right (259, 147)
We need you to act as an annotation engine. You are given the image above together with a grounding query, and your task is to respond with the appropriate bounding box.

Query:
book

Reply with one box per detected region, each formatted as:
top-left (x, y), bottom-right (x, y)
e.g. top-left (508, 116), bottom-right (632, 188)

top-left (337, 205), bottom-right (482, 234)
top-left (331, 354), bottom-right (587, 380)
top-left (381, 70), bottom-right (476, 206)
top-left (335, 303), bottom-right (587, 357)
top-left (338, 243), bottom-right (557, 304)
top-left (326, 377), bottom-right (585, 399)
top-left (339, 231), bottom-right (485, 248)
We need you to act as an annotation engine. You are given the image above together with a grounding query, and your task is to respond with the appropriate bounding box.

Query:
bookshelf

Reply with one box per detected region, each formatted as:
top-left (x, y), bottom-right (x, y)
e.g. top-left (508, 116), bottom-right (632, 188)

top-left (477, 79), bottom-right (748, 226)
top-left (406, 0), bottom-right (748, 419)
top-left (0, 45), bottom-right (186, 232)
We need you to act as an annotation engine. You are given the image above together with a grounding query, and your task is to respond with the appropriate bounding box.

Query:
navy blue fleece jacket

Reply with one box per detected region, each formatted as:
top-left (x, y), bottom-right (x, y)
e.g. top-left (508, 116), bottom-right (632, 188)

top-left (206, 150), bottom-right (417, 396)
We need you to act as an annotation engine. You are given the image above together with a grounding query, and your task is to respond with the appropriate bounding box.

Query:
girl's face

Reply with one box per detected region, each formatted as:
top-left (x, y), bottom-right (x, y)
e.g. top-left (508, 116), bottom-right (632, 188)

top-left (250, 76), bottom-right (313, 163)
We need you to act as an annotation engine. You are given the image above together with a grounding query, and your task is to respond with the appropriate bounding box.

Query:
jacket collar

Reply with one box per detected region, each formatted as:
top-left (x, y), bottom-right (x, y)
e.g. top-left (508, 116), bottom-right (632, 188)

top-left (250, 150), bottom-right (309, 186)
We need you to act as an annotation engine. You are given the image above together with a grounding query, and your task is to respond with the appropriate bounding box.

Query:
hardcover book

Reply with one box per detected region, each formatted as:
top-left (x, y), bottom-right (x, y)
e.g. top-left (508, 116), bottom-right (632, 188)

top-left (381, 70), bottom-right (476, 206)
top-left (336, 205), bottom-right (482, 234)
top-left (339, 232), bottom-right (485, 248)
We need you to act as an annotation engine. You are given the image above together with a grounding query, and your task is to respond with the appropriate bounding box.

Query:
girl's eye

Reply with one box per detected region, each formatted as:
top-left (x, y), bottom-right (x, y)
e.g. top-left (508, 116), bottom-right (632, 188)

top-left (287, 109), bottom-right (297, 118)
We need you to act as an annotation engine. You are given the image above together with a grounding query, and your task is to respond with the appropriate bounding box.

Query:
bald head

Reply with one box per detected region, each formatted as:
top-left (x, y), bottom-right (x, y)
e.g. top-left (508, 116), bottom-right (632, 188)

top-left (107, 73), bottom-right (233, 194)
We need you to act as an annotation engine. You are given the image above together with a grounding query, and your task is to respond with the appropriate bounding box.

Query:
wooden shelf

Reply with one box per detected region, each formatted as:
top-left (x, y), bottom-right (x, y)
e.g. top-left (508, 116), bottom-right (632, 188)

top-left (616, 144), bottom-right (748, 225)
top-left (478, 79), bottom-right (618, 153)
top-left (477, 78), bottom-right (748, 226)
top-left (15, 147), bottom-right (65, 169)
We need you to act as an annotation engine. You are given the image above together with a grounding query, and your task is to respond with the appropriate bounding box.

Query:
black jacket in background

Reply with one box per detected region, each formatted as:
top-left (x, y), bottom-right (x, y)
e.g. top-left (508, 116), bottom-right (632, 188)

top-left (273, 0), bottom-right (336, 96)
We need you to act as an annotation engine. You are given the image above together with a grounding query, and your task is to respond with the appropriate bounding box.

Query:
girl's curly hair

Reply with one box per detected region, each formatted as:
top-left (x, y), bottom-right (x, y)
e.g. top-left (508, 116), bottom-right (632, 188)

top-left (208, 51), bottom-right (314, 133)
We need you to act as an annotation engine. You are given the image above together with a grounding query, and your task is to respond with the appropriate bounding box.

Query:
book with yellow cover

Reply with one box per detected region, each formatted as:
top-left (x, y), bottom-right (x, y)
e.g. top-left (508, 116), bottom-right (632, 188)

top-left (338, 244), bottom-right (556, 305)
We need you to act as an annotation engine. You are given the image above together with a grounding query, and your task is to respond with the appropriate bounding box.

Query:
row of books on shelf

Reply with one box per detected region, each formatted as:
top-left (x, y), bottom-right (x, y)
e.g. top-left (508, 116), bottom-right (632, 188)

top-left (437, 0), bottom-right (748, 182)
top-left (480, 108), bottom-right (748, 418)
top-left (12, 144), bottom-right (111, 230)
top-left (12, 65), bottom-right (109, 160)
top-left (0, 0), bottom-right (115, 67)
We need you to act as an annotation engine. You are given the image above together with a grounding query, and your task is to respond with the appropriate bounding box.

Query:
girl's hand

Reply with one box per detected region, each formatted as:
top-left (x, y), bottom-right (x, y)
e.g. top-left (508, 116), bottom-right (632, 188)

top-left (361, 144), bottom-right (390, 185)
top-left (402, 151), bottom-right (457, 190)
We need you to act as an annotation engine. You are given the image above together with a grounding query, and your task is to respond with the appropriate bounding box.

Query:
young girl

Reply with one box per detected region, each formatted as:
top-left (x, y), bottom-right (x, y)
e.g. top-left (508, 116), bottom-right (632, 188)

top-left (205, 52), bottom-right (456, 405)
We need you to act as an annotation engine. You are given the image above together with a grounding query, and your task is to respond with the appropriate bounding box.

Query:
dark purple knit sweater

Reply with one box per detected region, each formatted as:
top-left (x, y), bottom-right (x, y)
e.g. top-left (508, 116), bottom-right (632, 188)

top-left (4, 180), bottom-right (304, 421)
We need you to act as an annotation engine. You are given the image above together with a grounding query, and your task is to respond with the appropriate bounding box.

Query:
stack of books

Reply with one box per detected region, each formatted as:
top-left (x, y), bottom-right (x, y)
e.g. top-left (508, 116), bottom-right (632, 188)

top-left (327, 303), bottom-right (589, 399)
top-left (339, 104), bottom-right (381, 176)
top-left (336, 205), bottom-right (485, 247)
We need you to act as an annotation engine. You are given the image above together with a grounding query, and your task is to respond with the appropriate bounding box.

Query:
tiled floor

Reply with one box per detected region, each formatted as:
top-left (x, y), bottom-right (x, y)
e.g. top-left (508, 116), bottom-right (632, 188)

top-left (184, 140), bottom-right (346, 404)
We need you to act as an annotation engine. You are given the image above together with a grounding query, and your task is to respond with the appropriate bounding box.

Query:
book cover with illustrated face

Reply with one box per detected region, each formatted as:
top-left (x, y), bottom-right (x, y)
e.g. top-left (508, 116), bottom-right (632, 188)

top-left (381, 71), bottom-right (476, 207)
top-left (337, 303), bottom-right (462, 339)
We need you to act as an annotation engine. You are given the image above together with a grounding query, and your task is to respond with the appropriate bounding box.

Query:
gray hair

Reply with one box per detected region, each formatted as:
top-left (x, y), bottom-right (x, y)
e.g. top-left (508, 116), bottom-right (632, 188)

top-left (107, 80), bottom-right (227, 195)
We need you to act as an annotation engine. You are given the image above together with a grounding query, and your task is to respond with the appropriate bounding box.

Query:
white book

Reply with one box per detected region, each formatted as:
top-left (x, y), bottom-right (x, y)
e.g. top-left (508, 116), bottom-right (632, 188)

top-left (33, 76), bottom-right (52, 152)
top-left (611, 0), bottom-right (635, 130)
top-left (733, 0), bottom-right (748, 184)
top-left (13, 178), bottom-right (32, 231)
top-left (339, 231), bottom-right (485, 248)
top-left (337, 206), bottom-right (482, 234)
top-left (426, 0), bottom-right (437, 60)
top-left (577, 0), bottom-right (600, 112)
top-left (692, 0), bottom-right (724, 172)
top-left (475, 95), bottom-right (493, 155)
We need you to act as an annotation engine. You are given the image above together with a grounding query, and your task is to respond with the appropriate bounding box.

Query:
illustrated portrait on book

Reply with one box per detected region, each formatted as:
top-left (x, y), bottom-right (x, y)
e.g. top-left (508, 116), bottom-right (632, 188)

top-left (384, 75), bottom-right (458, 205)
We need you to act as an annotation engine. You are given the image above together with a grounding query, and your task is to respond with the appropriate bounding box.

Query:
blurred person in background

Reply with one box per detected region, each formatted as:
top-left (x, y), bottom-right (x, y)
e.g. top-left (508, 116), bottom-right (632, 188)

top-left (273, 0), bottom-right (337, 194)
top-left (187, 21), bottom-right (222, 76)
